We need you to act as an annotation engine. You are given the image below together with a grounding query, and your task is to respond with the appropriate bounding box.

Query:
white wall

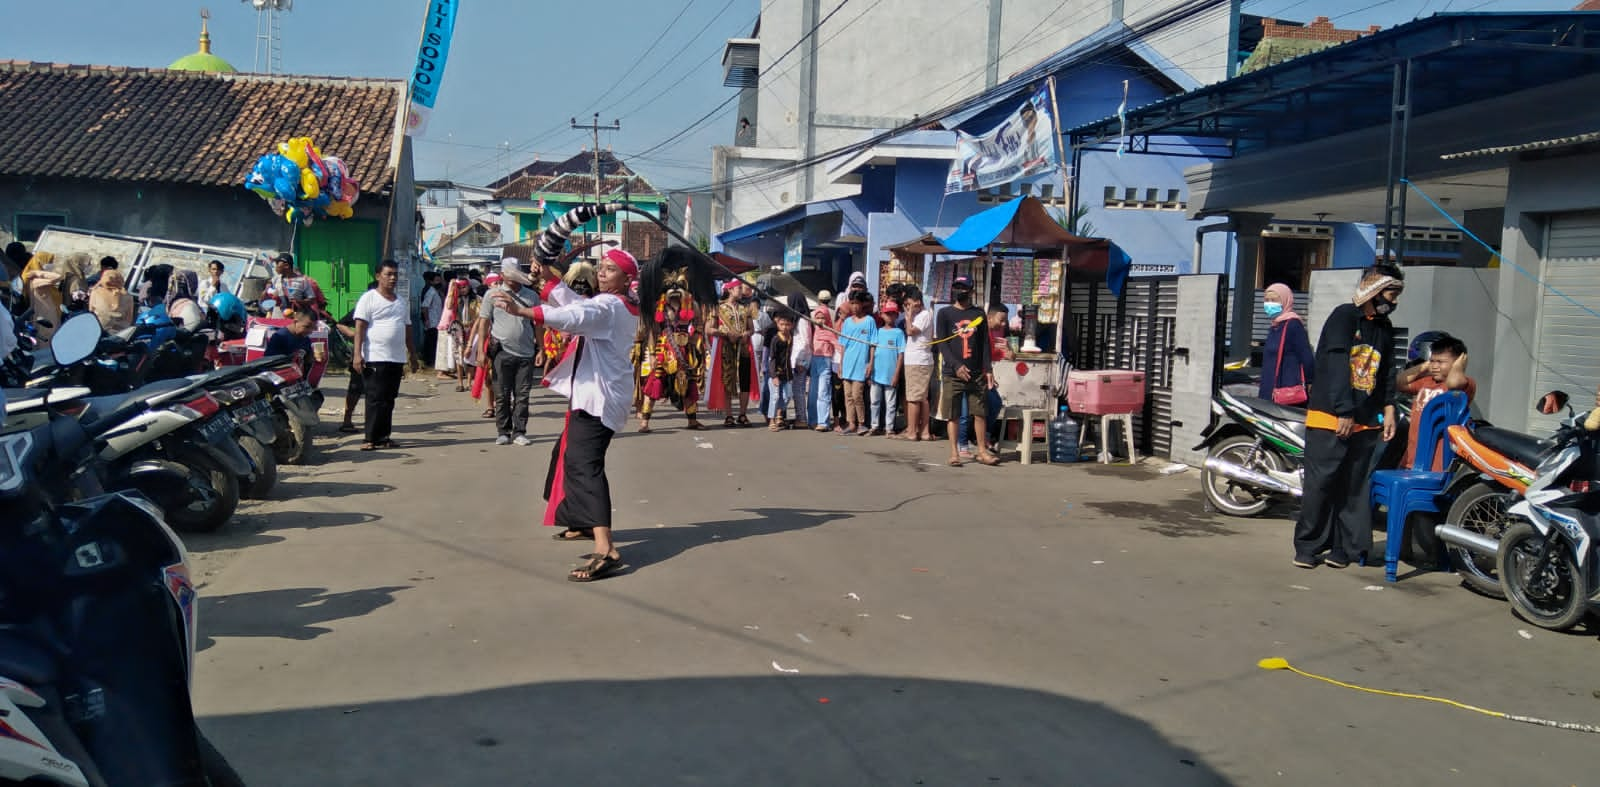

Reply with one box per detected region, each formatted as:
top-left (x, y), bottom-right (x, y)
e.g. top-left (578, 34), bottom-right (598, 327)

top-left (1488, 151), bottom-right (1600, 433)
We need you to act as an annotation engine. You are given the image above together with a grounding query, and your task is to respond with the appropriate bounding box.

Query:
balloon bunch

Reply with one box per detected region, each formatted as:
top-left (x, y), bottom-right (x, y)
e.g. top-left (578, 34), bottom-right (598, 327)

top-left (243, 137), bottom-right (361, 225)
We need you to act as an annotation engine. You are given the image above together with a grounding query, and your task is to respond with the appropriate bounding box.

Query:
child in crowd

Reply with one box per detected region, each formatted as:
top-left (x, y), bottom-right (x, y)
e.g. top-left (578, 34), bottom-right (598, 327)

top-left (767, 313), bottom-right (798, 430)
top-left (871, 301), bottom-right (906, 436)
top-left (1397, 334), bottom-right (1476, 470)
top-left (838, 290), bottom-right (878, 435)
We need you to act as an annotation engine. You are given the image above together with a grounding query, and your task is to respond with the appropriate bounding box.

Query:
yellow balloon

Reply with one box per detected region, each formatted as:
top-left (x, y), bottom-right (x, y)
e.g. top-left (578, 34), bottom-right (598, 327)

top-left (299, 168), bottom-right (321, 200)
top-left (326, 200), bottom-right (353, 219)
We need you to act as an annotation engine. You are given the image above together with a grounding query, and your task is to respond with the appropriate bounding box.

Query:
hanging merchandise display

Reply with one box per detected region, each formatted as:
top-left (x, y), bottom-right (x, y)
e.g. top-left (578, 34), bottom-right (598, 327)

top-left (1035, 260), bottom-right (1063, 324)
top-left (243, 136), bottom-right (360, 225)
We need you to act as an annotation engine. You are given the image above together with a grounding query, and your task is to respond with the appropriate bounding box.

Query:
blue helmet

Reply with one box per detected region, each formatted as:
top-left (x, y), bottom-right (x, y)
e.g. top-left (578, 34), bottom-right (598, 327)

top-left (209, 292), bottom-right (245, 322)
top-left (136, 304), bottom-right (173, 326)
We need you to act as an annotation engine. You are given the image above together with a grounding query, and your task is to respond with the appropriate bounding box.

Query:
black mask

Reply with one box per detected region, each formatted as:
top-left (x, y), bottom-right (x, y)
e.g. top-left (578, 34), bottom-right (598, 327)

top-left (571, 281), bottom-right (595, 297)
top-left (1373, 293), bottom-right (1397, 316)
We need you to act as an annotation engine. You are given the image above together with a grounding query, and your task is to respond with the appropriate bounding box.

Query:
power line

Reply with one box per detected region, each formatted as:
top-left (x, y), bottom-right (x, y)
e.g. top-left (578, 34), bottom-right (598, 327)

top-left (629, 0), bottom-right (862, 161)
top-left (585, 0), bottom-right (702, 111)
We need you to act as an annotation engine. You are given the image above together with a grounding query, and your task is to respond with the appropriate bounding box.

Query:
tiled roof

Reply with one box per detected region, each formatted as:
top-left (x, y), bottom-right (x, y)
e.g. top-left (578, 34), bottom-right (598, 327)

top-left (494, 173), bottom-right (660, 200)
top-left (489, 149), bottom-right (635, 189)
top-left (0, 61), bottom-right (405, 193)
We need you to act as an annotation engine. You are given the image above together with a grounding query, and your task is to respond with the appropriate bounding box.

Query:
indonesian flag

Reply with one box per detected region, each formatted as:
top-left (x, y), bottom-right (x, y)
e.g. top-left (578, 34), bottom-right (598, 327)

top-left (537, 197), bottom-right (547, 211)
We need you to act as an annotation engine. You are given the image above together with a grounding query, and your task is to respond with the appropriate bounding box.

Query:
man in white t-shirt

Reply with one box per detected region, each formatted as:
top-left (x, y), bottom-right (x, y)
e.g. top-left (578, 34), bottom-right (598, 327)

top-left (899, 286), bottom-right (936, 441)
top-left (352, 260), bottom-right (418, 450)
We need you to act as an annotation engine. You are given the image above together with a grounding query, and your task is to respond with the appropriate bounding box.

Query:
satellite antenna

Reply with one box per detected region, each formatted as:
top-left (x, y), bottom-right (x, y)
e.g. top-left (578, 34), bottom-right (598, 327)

top-left (242, 0), bottom-right (293, 74)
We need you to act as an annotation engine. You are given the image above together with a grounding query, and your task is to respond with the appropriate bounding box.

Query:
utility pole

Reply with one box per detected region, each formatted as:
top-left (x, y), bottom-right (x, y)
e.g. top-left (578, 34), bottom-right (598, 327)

top-left (571, 113), bottom-right (621, 257)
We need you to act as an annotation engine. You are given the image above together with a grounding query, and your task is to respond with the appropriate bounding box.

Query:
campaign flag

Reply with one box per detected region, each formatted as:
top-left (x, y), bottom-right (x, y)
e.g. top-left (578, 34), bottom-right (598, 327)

top-left (406, 0), bottom-right (459, 137)
top-left (944, 85), bottom-right (1058, 195)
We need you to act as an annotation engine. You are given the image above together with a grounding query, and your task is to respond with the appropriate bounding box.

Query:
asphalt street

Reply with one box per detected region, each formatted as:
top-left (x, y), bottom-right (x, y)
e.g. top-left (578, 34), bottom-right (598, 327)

top-left (184, 375), bottom-right (1600, 786)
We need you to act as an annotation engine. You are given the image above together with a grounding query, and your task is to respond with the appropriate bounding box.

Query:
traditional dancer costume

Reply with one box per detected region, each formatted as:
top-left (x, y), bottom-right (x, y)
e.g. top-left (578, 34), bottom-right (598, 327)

top-left (634, 247), bottom-right (719, 431)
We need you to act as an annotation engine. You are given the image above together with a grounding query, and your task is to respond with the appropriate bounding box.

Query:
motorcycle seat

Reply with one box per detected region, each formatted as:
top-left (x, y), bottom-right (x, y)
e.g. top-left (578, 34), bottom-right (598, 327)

top-left (1236, 396), bottom-right (1307, 425)
top-left (1473, 426), bottom-right (1557, 469)
top-left (76, 379), bottom-right (193, 428)
top-left (0, 629), bottom-right (58, 686)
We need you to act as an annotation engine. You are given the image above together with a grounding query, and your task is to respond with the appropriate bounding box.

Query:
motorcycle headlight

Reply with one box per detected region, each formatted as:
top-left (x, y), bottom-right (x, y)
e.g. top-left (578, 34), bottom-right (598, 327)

top-left (0, 431), bottom-right (35, 494)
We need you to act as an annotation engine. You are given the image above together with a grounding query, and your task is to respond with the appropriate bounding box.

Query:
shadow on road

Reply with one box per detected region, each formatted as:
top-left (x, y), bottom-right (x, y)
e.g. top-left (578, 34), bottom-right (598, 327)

top-left (200, 674), bottom-right (1227, 785)
top-left (196, 585), bottom-right (409, 651)
top-left (621, 495), bottom-right (949, 574)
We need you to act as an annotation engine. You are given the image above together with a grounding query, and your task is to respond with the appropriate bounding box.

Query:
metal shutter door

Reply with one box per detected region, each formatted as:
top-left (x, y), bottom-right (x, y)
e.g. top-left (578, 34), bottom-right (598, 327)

top-left (1531, 211), bottom-right (1600, 433)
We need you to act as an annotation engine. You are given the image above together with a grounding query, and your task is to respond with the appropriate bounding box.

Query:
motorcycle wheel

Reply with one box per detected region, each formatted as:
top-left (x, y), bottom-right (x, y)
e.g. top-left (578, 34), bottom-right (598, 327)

top-left (1443, 482), bottom-right (1515, 599)
top-left (271, 409), bottom-right (311, 465)
top-left (1498, 521), bottom-right (1589, 631)
top-left (198, 729), bottom-right (245, 787)
top-left (238, 434), bottom-right (278, 500)
top-left (166, 448), bottom-right (240, 534)
top-left (1201, 435), bottom-right (1285, 518)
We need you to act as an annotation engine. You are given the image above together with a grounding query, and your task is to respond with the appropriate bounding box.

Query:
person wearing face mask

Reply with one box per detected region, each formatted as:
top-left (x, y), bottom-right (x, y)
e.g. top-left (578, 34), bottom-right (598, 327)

top-left (1258, 283), bottom-right (1314, 404)
top-left (1292, 265), bottom-right (1404, 570)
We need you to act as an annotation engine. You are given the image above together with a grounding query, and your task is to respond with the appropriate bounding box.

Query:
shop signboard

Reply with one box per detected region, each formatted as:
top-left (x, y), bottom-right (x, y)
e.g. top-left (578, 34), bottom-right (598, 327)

top-left (945, 85), bottom-right (1059, 195)
top-left (783, 227), bottom-right (802, 272)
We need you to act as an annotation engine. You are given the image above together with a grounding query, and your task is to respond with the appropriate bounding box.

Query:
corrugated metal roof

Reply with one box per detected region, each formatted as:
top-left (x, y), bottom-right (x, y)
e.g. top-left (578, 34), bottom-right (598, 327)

top-left (1440, 130), bottom-right (1600, 160)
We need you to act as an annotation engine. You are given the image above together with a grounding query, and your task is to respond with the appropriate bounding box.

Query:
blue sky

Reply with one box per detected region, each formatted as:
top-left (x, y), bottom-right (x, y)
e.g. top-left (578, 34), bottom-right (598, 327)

top-left (6, 0), bottom-right (1582, 191)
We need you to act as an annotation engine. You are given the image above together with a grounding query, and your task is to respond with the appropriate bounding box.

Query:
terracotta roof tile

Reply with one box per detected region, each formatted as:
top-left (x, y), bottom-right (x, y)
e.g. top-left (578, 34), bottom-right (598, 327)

top-left (0, 61), bottom-right (404, 193)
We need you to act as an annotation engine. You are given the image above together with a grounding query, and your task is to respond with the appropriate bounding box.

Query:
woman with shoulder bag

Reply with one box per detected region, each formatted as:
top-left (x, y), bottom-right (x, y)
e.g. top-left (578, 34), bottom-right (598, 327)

top-left (1260, 282), bottom-right (1314, 405)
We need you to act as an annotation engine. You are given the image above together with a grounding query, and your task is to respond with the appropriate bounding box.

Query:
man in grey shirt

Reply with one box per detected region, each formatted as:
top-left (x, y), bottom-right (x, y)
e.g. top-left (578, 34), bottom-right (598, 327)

top-left (478, 258), bottom-right (541, 445)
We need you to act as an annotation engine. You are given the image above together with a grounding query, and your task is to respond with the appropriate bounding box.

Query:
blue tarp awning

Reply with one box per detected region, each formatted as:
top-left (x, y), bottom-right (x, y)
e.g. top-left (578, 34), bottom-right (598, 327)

top-left (939, 196), bottom-right (1099, 252)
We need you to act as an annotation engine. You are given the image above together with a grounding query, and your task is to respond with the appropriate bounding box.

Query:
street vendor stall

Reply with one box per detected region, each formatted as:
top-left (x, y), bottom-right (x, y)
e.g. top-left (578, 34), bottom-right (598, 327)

top-left (937, 196), bottom-right (1118, 410)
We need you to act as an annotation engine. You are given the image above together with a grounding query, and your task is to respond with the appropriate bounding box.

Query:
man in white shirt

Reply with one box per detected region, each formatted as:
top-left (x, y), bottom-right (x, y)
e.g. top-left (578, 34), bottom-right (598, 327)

top-left (352, 260), bottom-right (418, 450)
top-left (420, 270), bottom-right (444, 373)
top-left (900, 286), bottom-right (936, 441)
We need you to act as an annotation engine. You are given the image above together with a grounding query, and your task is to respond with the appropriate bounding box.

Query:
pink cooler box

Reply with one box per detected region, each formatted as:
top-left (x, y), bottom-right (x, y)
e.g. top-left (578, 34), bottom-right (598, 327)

top-left (1066, 370), bottom-right (1145, 415)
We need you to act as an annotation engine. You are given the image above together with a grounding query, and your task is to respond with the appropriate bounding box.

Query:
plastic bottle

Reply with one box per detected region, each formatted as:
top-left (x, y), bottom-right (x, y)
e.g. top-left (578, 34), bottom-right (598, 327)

top-left (1049, 404), bottom-right (1080, 463)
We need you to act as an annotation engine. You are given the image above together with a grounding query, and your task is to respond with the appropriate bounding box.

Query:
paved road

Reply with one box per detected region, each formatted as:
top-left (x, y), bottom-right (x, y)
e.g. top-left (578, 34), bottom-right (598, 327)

top-left (187, 375), bottom-right (1600, 786)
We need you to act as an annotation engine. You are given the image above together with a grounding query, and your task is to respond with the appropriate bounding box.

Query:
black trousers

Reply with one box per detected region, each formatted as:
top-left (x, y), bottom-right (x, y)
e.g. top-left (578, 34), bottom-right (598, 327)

top-left (544, 410), bottom-right (615, 529)
top-left (422, 328), bottom-right (438, 367)
top-left (494, 352), bottom-right (537, 437)
top-left (362, 362), bottom-right (404, 443)
top-left (1294, 428), bottom-right (1382, 561)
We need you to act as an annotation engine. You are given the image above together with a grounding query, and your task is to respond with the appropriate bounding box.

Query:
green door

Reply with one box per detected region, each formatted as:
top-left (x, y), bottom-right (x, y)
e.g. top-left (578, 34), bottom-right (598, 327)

top-left (297, 220), bottom-right (381, 318)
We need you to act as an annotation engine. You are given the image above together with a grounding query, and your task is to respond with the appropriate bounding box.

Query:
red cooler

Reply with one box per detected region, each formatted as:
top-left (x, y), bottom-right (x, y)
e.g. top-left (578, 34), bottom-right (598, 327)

top-left (1066, 370), bottom-right (1145, 415)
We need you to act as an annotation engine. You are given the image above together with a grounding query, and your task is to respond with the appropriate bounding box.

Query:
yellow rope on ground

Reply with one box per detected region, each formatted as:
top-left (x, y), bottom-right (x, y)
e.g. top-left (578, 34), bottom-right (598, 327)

top-left (1257, 657), bottom-right (1600, 734)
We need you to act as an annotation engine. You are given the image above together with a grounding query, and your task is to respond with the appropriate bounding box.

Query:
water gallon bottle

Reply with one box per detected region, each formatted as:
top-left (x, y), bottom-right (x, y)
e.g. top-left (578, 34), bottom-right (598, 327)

top-left (1049, 405), bottom-right (1081, 463)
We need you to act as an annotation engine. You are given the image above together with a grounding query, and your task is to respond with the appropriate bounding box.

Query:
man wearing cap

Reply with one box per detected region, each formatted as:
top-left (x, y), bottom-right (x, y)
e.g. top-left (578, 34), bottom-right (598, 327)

top-left (268, 252), bottom-right (327, 319)
top-left (477, 258), bottom-right (542, 446)
top-left (491, 247), bottom-right (641, 582)
top-left (936, 275), bottom-right (999, 466)
top-left (1293, 265), bottom-right (1404, 569)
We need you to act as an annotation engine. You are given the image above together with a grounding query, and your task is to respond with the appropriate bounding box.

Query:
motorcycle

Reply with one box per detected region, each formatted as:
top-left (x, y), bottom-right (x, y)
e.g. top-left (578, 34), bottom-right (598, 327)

top-left (9, 315), bottom-right (251, 533)
top-left (1461, 391), bottom-right (1600, 632)
top-left (0, 315), bottom-right (243, 786)
top-left (1434, 416), bottom-right (1557, 598)
top-left (1196, 389), bottom-right (1307, 517)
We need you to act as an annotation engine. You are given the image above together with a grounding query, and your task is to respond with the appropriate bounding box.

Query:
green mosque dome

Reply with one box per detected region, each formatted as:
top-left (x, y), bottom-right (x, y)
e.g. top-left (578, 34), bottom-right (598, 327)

top-left (169, 13), bottom-right (236, 73)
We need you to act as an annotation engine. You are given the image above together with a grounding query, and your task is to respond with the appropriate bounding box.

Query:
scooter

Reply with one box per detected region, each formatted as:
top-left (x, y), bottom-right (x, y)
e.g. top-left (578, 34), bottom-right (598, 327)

top-left (9, 315), bottom-right (252, 533)
top-left (1434, 417), bottom-right (1557, 598)
top-left (1488, 392), bottom-right (1600, 631)
top-left (0, 314), bottom-right (242, 786)
top-left (1196, 389), bottom-right (1307, 517)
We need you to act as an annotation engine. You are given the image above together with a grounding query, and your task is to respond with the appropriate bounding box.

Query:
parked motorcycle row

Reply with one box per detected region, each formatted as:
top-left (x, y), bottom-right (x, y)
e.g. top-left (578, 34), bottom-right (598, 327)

top-left (1197, 370), bottom-right (1600, 635)
top-left (0, 303), bottom-right (335, 784)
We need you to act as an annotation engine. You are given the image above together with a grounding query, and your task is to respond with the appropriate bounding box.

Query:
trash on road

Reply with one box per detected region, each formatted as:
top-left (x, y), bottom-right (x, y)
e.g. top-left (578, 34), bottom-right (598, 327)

top-left (771, 661), bottom-right (800, 674)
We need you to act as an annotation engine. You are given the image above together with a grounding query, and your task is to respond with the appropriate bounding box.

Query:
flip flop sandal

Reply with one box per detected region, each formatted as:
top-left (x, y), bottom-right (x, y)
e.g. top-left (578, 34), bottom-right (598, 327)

top-left (947, 458), bottom-right (963, 467)
top-left (360, 443), bottom-right (379, 452)
top-left (686, 421), bottom-right (708, 430)
top-left (569, 553), bottom-right (622, 582)
top-left (552, 529), bottom-right (595, 542)
top-left (338, 424), bottom-right (360, 434)
top-left (975, 454), bottom-right (1001, 466)
top-left (736, 415), bottom-right (752, 427)
top-left (724, 416), bottom-right (737, 428)
top-left (482, 410), bottom-right (496, 418)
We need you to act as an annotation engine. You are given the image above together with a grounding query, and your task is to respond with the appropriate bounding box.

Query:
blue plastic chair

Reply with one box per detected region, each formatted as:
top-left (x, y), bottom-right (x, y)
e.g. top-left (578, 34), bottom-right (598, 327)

top-left (1369, 391), bottom-right (1470, 582)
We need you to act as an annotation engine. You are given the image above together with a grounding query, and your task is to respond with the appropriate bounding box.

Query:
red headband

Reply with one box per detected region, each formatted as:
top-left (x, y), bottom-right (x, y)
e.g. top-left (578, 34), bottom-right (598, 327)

top-left (604, 249), bottom-right (639, 278)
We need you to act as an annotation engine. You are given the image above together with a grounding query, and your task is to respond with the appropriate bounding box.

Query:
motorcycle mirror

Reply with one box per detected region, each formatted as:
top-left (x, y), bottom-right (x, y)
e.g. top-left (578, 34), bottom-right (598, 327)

top-left (1536, 390), bottom-right (1570, 416)
top-left (51, 313), bottom-right (103, 366)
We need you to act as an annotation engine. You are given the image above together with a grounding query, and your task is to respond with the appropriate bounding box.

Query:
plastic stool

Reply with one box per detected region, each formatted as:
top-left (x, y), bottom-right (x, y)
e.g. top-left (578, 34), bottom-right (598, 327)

top-left (1080, 413), bottom-right (1137, 464)
top-left (999, 407), bottom-right (1052, 465)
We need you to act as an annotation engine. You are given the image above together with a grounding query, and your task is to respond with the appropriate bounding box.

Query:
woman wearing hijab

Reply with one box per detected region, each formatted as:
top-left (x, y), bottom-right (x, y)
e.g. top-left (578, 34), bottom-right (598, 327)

top-left (165, 270), bottom-right (205, 330)
top-left (1258, 282), bottom-right (1314, 405)
top-left (89, 268), bottom-right (137, 332)
top-left (784, 292), bottom-right (813, 429)
top-left (21, 251), bottom-right (65, 341)
top-left (493, 246), bottom-right (640, 582)
top-left (435, 278), bottom-right (469, 389)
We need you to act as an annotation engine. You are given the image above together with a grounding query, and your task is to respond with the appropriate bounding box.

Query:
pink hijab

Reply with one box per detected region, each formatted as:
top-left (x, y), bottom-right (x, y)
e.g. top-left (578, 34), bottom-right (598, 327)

top-left (1266, 283), bottom-right (1302, 324)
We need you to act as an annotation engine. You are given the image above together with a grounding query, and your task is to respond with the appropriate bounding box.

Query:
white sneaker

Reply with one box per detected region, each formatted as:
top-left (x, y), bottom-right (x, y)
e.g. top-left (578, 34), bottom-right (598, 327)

top-left (495, 435), bottom-right (511, 446)
top-left (512, 435), bottom-right (532, 446)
